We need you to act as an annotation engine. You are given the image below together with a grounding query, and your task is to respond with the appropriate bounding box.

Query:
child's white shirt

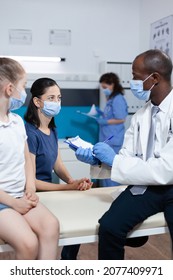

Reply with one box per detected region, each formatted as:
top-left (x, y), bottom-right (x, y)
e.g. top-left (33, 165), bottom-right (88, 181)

top-left (0, 113), bottom-right (27, 197)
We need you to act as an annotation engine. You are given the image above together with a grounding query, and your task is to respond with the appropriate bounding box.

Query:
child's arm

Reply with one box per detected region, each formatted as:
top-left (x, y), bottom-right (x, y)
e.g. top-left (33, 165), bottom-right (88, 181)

top-left (24, 142), bottom-right (39, 203)
top-left (0, 190), bottom-right (16, 206)
top-left (0, 141), bottom-right (38, 211)
top-left (0, 190), bottom-right (36, 214)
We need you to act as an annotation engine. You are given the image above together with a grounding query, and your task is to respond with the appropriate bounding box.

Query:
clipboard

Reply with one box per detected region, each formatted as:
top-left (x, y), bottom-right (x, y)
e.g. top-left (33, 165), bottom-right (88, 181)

top-left (76, 111), bottom-right (97, 119)
top-left (64, 136), bottom-right (93, 151)
top-left (64, 140), bottom-right (78, 151)
top-left (76, 104), bottom-right (98, 119)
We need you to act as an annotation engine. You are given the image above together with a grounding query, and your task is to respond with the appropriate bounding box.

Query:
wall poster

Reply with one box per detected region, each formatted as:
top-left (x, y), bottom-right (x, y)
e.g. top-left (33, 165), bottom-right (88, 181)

top-left (9, 29), bottom-right (32, 45)
top-left (150, 15), bottom-right (173, 58)
top-left (49, 29), bottom-right (71, 45)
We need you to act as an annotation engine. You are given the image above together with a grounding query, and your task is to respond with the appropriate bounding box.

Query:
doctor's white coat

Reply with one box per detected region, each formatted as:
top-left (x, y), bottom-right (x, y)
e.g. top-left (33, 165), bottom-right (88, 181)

top-left (91, 89), bottom-right (173, 186)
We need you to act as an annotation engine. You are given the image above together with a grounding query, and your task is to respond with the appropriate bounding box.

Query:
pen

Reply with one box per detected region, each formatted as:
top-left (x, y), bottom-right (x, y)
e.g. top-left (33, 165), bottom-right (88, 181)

top-left (103, 135), bottom-right (114, 143)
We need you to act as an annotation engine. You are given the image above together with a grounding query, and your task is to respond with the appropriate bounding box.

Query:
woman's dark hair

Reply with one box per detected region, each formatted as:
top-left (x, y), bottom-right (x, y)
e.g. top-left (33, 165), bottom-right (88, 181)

top-left (24, 77), bottom-right (59, 128)
top-left (99, 72), bottom-right (124, 98)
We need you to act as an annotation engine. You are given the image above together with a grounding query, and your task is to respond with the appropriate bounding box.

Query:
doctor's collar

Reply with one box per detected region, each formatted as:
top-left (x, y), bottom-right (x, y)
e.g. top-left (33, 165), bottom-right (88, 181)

top-left (153, 90), bottom-right (173, 113)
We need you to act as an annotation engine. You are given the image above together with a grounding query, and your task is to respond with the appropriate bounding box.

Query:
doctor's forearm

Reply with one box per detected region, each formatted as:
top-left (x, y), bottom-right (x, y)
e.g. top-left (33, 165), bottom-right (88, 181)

top-left (111, 155), bottom-right (173, 185)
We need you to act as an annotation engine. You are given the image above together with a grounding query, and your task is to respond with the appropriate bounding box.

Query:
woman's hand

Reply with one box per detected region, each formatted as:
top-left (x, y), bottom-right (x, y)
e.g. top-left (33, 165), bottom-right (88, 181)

top-left (77, 178), bottom-right (93, 191)
top-left (66, 178), bottom-right (93, 191)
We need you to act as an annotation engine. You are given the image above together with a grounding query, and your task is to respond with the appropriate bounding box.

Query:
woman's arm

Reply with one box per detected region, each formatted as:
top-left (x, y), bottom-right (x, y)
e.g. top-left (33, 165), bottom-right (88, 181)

top-left (54, 148), bottom-right (73, 183)
top-left (29, 152), bottom-right (92, 191)
top-left (54, 149), bottom-right (93, 189)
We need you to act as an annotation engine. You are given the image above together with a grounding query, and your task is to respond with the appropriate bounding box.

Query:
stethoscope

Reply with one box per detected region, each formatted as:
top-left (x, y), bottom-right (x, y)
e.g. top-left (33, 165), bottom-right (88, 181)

top-left (168, 117), bottom-right (173, 139)
top-left (134, 122), bottom-right (141, 157)
top-left (169, 118), bottom-right (173, 132)
top-left (135, 117), bottom-right (173, 157)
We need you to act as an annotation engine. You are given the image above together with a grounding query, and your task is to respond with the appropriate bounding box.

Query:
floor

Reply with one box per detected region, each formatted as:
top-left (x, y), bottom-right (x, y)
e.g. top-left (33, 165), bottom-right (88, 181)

top-left (0, 233), bottom-right (171, 260)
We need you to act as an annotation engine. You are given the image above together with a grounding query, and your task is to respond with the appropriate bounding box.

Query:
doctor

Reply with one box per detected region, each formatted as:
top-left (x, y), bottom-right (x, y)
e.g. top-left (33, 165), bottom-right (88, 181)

top-left (75, 49), bottom-right (173, 259)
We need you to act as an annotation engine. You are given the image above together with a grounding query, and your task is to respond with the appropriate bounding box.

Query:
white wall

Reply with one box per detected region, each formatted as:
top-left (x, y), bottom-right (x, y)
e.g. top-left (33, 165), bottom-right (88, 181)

top-left (140, 0), bottom-right (173, 54)
top-left (0, 0), bottom-right (140, 76)
top-left (1, 0), bottom-right (173, 78)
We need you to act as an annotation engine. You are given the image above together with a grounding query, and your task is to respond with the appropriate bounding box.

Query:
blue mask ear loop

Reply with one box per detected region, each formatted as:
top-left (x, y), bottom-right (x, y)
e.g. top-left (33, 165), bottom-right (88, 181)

top-left (143, 73), bottom-right (156, 91)
top-left (143, 73), bottom-right (153, 83)
top-left (149, 83), bottom-right (155, 91)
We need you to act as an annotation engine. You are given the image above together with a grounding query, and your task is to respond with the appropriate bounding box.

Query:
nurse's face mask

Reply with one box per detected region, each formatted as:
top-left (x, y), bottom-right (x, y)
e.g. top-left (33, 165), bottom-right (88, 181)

top-left (130, 73), bottom-right (155, 101)
top-left (102, 88), bottom-right (112, 97)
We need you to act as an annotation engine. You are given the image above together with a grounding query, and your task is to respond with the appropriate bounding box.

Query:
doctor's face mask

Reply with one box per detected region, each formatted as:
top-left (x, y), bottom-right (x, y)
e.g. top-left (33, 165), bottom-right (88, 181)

top-left (130, 73), bottom-right (155, 101)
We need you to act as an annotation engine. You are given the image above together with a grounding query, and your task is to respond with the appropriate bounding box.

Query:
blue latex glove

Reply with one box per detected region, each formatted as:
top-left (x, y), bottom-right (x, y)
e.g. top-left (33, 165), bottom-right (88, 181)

top-left (96, 118), bottom-right (108, 126)
top-left (96, 107), bottom-right (104, 116)
top-left (93, 142), bottom-right (116, 167)
top-left (75, 147), bottom-right (99, 165)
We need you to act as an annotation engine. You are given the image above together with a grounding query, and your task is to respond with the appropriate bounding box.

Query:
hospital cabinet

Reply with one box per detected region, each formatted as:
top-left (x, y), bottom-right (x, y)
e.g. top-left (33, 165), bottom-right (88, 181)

top-left (99, 61), bottom-right (131, 88)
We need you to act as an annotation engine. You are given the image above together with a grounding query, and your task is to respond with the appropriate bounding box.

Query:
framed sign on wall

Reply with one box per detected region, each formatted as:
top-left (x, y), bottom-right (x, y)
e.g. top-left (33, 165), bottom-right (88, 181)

top-left (150, 15), bottom-right (173, 58)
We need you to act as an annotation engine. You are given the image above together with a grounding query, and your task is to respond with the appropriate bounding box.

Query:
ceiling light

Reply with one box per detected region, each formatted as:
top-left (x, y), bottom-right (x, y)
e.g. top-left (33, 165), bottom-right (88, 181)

top-left (0, 56), bottom-right (65, 62)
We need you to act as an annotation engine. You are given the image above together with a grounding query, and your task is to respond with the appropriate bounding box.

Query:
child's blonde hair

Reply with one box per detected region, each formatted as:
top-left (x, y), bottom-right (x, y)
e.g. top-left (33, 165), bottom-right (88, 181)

top-left (0, 57), bottom-right (25, 87)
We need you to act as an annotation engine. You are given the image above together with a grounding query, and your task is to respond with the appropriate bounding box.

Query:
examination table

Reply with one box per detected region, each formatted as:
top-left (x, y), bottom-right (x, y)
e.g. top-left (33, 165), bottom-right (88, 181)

top-left (0, 186), bottom-right (168, 253)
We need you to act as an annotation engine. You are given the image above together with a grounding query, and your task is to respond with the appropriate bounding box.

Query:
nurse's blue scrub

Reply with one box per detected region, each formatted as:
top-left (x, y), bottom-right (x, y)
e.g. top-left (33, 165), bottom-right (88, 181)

top-left (99, 94), bottom-right (128, 187)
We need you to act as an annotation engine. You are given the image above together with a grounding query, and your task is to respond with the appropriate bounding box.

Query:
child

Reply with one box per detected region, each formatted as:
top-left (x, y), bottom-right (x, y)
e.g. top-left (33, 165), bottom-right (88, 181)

top-left (0, 57), bottom-right (59, 260)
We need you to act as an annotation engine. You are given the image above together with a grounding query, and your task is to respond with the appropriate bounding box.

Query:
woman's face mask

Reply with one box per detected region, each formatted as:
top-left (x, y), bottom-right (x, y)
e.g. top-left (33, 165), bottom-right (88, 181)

top-left (9, 89), bottom-right (27, 111)
top-left (41, 101), bottom-right (61, 117)
top-left (130, 73), bottom-right (155, 101)
top-left (102, 88), bottom-right (112, 97)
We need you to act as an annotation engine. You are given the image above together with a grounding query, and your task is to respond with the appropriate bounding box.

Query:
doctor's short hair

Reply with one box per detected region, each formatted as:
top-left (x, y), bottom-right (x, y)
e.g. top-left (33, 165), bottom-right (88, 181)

top-left (136, 49), bottom-right (173, 81)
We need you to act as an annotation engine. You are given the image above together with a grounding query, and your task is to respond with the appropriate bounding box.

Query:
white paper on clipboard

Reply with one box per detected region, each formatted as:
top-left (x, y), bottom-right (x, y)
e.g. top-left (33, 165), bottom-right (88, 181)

top-left (76, 104), bottom-right (98, 119)
top-left (64, 136), bottom-right (93, 150)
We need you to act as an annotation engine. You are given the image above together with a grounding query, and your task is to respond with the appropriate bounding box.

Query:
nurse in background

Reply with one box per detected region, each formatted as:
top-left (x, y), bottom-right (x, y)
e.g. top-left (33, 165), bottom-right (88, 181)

top-left (96, 72), bottom-right (128, 186)
top-left (24, 77), bottom-right (92, 260)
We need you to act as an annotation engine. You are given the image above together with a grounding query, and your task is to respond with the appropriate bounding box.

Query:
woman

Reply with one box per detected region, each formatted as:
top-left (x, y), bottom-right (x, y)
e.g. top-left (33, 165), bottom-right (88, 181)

top-left (96, 72), bottom-right (128, 186)
top-left (24, 77), bottom-right (92, 260)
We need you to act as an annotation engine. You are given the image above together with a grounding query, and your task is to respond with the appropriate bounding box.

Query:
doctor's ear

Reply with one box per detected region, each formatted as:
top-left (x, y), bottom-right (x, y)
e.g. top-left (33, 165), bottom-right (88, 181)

top-left (152, 72), bottom-right (161, 85)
